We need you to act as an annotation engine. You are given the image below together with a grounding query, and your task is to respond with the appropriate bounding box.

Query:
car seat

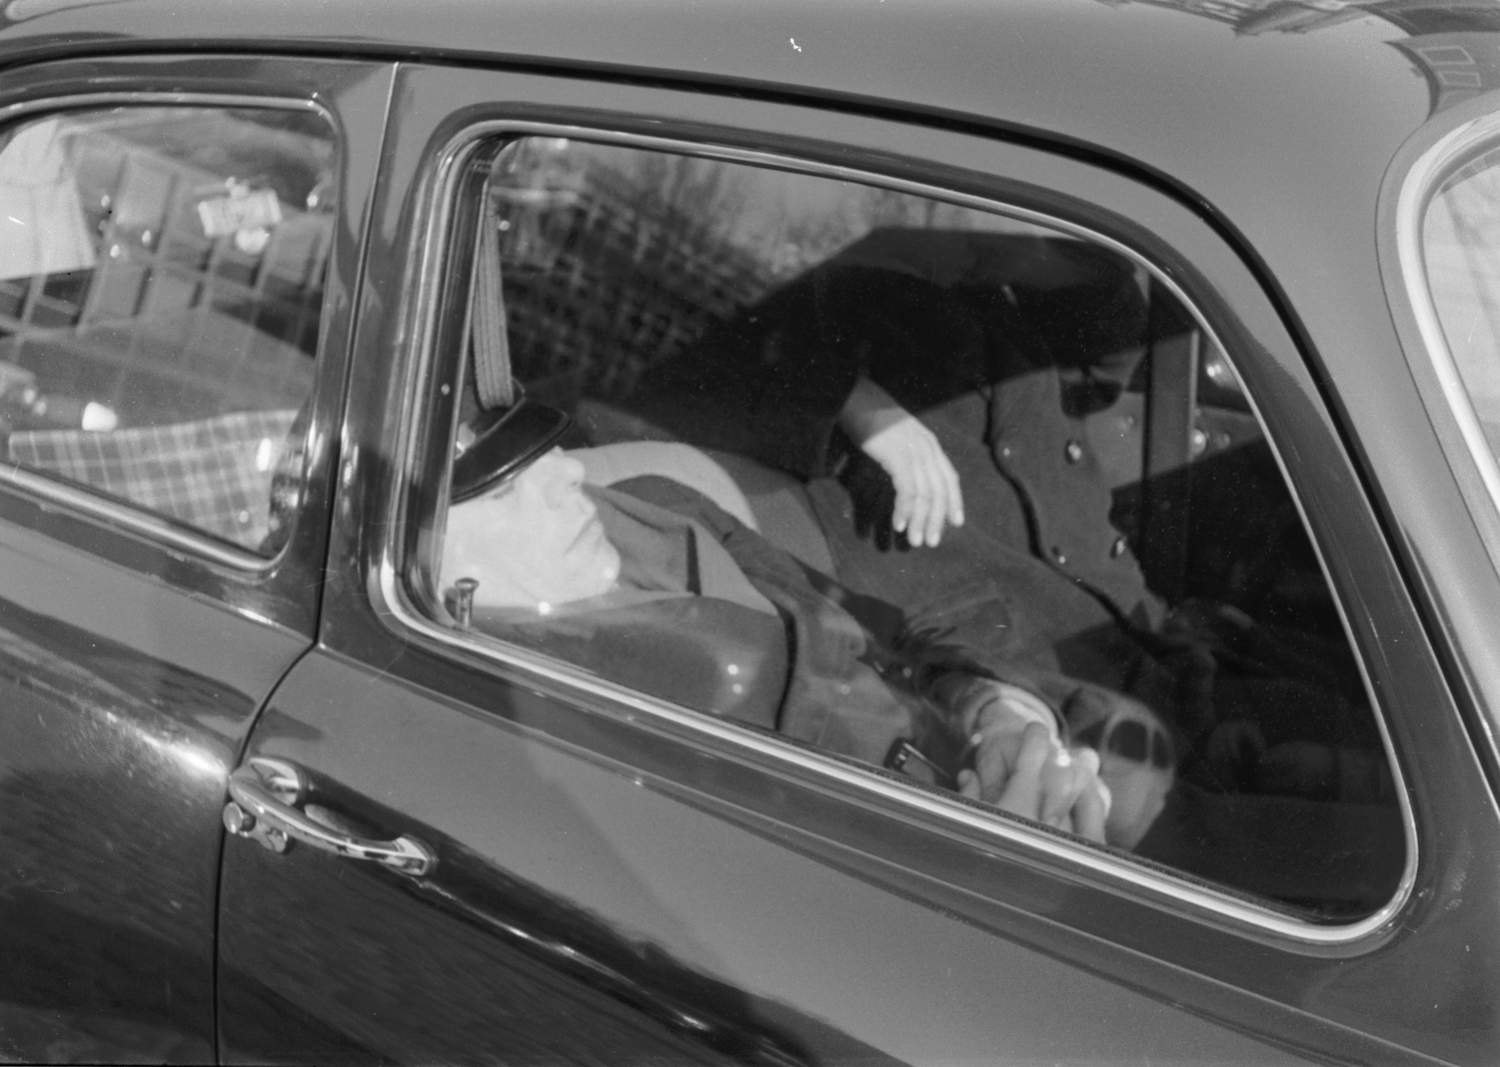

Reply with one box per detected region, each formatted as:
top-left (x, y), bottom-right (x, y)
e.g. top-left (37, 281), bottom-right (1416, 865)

top-left (573, 397), bottom-right (836, 576)
top-left (7, 408), bottom-right (299, 549)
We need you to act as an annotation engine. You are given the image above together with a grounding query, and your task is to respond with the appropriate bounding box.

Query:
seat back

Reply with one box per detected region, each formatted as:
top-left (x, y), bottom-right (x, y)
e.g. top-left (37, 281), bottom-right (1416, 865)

top-left (575, 398), bottom-right (836, 574)
top-left (8, 408), bottom-right (299, 549)
top-left (472, 595), bottom-right (789, 729)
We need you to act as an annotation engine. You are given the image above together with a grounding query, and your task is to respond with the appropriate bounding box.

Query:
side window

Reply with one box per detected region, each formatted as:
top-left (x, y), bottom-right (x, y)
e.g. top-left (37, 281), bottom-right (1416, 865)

top-left (1419, 137), bottom-right (1500, 467)
top-left (0, 106), bottom-right (336, 554)
top-left (423, 136), bottom-right (1405, 921)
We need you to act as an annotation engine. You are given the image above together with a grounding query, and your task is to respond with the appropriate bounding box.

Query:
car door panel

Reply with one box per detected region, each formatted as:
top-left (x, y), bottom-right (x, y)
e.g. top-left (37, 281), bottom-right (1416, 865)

top-left (216, 64), bottom-right (1493, 1065)
top-left (0, 55), bottom-right (391, 1063)
top-left (0, 522), bottom-right (299, 1063)
top-left (220, 651), bottom-right (1310, 1065)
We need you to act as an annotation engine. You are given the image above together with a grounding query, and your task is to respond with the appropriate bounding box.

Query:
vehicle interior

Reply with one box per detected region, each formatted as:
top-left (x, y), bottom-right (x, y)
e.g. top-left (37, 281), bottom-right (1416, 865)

top-left (0, 107), bottom-right (330, 552)
top-left (430, 137), bottom-right (1408, 921)
top-left (0, 109), bottom-right (1409, 923)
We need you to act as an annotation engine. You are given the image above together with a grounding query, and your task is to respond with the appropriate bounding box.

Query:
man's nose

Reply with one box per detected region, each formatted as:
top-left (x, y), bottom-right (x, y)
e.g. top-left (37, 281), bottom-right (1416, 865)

top-left (539, 450), bottom-right (586, 506)
top-left (556, 453), bottom-right (586, 488)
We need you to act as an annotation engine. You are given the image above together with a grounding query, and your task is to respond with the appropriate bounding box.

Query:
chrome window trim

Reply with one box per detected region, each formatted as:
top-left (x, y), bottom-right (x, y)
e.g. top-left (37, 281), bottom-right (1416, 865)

top-left (378, 118), bottom-right (1416, 946)
top-left (0, 90), bottom-right (332, 573)
top-left (1394, 111), bottom-right (1500, 560)
top-left (0, 466), bottom-right (269, 569)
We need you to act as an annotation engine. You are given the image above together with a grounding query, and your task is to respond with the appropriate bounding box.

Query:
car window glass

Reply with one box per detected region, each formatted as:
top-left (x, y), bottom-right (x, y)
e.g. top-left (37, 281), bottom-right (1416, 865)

top-left (426, 136), bottom-right (1405, 921)
top-left (1421, 140), bottom-right (1500, 464)
top-left (0, 106), bottom-right (336, 554)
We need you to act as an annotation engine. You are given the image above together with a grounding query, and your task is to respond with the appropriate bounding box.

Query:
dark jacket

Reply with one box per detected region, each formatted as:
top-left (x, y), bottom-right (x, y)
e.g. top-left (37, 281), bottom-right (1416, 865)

top-left (625, 228), bottom-right (1159, 625)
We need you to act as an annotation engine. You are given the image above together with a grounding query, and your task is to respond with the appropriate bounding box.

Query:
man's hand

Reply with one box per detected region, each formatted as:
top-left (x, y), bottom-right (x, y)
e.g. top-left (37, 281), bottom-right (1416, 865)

top-left (837, 376), bottom-right (964, 547)
top-left (942, 677), bottom-right (1111, 843)
top-left (958, 723), bottom-right (1110, 842)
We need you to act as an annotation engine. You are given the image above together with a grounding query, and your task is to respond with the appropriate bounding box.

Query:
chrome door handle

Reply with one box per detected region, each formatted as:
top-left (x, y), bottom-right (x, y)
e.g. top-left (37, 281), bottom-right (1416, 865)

top-left (223, 757), bottom-right (435, 877)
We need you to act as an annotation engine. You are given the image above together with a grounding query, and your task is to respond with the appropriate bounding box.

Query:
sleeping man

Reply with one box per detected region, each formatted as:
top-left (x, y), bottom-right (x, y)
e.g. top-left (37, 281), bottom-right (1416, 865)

top-left (439, 399), bottom-right (1174, 848)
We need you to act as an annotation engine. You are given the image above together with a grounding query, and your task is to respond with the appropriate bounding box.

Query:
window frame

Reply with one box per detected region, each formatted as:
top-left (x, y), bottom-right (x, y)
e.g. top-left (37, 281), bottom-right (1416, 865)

top-left (1391, 103), bottom-right (1500, 567)
top-left (375, 117), bottom-right (1418, 944)
top-left (0, 91), bottom-right (336, 572)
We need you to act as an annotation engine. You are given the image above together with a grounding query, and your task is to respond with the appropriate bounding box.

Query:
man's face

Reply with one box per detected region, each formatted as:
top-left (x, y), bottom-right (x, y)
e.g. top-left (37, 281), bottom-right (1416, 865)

top-left (443, 448), bottom-right (622, 612)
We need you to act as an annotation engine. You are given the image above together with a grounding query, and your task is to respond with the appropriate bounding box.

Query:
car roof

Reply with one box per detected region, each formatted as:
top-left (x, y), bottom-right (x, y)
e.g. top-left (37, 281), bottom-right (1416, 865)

top-left (0, 0), bottom-right (1486, 308)
top-left (0, 1), bottom-right (1456, 156)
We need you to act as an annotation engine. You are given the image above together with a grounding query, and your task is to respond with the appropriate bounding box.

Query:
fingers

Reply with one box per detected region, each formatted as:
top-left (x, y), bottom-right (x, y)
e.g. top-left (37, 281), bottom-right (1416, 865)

top-left (1067, 748), bottom-right (1109, 844)
top-left (916, 448), bottom-right (946, 548)
top-left (904, 435), bottom-right (941, 549)
top-left (896, 444), bottom-right (958, 547)
top-left (859, 415), bottom-right (964, 548)
top-left (969, 721), bottom-right (1018, 806)
top-left (912, 430), bottom-right (962, 548)
top-left (891, 449), bottom-right (932, 546)
top-left (1073, 777), bottom-right (1111, 845)
top-left (1037, 748), bottom-right (1083, 828)
top-left (957, 768), bottom-right (982, 801)
top-left (983, 725), bottom-right (1112, 845)
top-left (994, 721), bottom-right (1051, 816)
top-left (935, 442), bottom-right (965, 536)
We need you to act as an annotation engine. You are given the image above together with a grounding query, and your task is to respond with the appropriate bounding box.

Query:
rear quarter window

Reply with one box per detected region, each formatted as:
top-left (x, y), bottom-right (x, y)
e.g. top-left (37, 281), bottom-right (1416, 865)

top-left (0, 105), bottom-right (335, 555)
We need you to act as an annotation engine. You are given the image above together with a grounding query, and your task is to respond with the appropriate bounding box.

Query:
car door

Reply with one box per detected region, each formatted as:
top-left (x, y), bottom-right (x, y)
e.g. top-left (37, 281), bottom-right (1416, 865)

top-left (0, 56), bottom-right (390, 1062)
top-left (217, 64), bottom-right (1498, 1064)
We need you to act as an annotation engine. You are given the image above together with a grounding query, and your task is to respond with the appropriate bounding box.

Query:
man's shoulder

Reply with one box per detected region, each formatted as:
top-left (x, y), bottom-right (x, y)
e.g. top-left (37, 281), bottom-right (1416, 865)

top-left (596, 475), bottom-right (744, 537)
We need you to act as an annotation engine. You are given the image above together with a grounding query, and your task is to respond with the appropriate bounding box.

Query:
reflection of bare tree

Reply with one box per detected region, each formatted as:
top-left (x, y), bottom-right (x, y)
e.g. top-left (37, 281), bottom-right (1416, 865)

top-left (491, 144), bottom-right (772, 403)
top-left (756, 184), bottom-right (980, 279)
top-left (859, 185), bottom-right (946, 229)
top-left (1097, 0), bottom-right (1500, 48)
top-left (488, 139), bottom-right (1017, 405)
top-left (629, 152), bottom-right (748, 237)
top-left (772, 209), bottom-right (856, 277)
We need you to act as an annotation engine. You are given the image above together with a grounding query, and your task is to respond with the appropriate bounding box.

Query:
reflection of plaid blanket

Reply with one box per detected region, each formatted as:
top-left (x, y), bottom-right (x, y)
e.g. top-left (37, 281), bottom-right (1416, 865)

top-left (8, 409), bottom-right (298, 550)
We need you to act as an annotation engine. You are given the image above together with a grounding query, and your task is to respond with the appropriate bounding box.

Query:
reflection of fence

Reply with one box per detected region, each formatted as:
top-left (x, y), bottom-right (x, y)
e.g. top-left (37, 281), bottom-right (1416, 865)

top-left (495, 168), bottom-right (774, 405)
top-left (0, 117), bottom-right (329, 424)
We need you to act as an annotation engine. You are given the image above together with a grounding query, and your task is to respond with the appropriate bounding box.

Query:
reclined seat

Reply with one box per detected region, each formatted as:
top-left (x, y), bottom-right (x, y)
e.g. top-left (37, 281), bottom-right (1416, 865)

top-left (469, 592), bottom-right (790, 730)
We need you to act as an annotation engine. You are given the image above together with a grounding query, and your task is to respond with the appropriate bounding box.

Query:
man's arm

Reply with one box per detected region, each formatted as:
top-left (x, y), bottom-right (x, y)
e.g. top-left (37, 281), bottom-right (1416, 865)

top-left (606, 472), bottom-right (1113, 842)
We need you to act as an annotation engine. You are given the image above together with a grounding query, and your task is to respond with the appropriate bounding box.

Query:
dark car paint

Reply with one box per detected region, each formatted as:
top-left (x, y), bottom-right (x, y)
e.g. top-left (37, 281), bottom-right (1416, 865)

top-left (0, 55), bottom-right (391, 1061)
top-left (223, 658), bottom-right (1306, 1065)
top-left (0, 3), bottom-right (1497, 1064)
top-left (6, 5), bottom-right (1500, 743)
top-left (212, 60), bottom-right (1495, 1063)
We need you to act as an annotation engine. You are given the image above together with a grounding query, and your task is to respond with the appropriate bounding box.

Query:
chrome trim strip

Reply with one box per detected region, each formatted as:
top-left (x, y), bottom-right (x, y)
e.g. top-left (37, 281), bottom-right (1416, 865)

top-left (377, 119), bottom-right (1416, 945)
top-left (0, 466), bottom-right (268, 569)
top-left (0, 90), bottom-right (328, 573)
top-left (1393, 113), bottom-right (1500, 556)
top-left (0, 90), bottom-right (325, 126)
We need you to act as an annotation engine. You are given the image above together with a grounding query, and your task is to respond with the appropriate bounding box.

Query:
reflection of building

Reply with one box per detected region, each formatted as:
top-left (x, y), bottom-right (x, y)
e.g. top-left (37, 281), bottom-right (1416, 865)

top-left (494, 156), bottom-right (774, 404)
top-left (1392, 33), bottom-right (1500, 110)
top-left (1098, 0), bottom-right (1500, 112)
top-left (1099, 0), bottom-right (1500, 33)
top-left (1094, 0), bottom-right (1377, 32)
top-left (0, 115), bottom-right (328, 425)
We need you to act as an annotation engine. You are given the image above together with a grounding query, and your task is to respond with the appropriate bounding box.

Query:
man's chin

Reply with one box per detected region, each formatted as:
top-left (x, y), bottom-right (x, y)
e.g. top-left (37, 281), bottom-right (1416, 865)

top-left (599, 542), bottom-right (622, 585)
top-left (555, 541), bottom-right (621, 605)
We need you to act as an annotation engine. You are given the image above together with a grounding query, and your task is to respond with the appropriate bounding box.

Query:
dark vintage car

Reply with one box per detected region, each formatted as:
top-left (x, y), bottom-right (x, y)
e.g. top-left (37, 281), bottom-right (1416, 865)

top-left (2, 0), bottom-right (1500, 1063)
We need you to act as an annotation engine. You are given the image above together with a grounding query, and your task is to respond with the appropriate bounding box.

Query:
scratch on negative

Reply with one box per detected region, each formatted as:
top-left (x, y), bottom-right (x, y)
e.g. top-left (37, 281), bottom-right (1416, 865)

top-left (365, 641), bottom-right (409, 685)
